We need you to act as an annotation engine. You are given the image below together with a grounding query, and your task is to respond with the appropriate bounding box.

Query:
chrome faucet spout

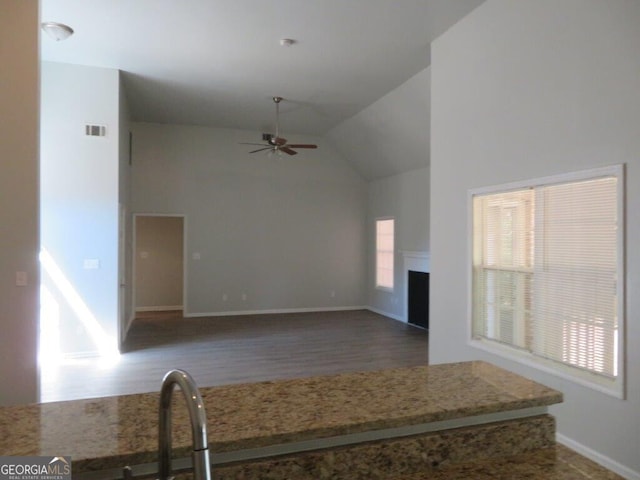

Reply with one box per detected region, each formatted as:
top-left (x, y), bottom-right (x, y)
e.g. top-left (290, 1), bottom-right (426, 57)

top-left (158, 369), bottom-right (211, 480)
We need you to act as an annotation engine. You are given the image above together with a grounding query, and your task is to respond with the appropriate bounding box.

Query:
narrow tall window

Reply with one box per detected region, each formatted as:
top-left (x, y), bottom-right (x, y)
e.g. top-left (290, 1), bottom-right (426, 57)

top-left (471, 165), bottom-right (624, 397)
top-left (376, 218), bottom-right (395, 290)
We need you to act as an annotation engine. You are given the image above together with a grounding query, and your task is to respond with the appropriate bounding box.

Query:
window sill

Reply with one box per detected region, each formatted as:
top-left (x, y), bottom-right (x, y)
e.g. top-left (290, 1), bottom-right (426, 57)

top-left (376, 285), bottom-right (394, 293)
top-left (469, 338), bottom-right (624, 400)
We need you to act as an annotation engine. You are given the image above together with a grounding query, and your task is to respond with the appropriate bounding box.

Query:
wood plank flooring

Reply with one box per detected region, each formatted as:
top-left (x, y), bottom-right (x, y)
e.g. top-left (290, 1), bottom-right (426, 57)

top-left (39, 309), bottom-right (428, 403)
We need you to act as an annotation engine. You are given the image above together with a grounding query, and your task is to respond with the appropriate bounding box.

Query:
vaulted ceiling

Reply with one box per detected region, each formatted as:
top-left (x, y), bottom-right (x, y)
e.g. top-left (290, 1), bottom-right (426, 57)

top-left (41, 0), bottom-right (484, 179)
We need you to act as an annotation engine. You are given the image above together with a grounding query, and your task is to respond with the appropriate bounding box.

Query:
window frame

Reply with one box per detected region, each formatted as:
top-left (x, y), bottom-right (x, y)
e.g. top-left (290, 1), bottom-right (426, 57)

top-left (467, 165), bottom-right (625, 399)
top-left (375, 217), bottom-right (395, 292)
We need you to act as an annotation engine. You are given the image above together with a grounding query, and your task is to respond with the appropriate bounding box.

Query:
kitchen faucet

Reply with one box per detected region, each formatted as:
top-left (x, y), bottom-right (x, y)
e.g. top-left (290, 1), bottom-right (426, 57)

top-left (158, 369), bottom-right (211, 480)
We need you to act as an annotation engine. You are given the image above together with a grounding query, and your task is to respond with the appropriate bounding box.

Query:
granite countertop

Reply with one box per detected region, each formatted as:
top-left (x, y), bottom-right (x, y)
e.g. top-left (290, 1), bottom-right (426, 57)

top-left (396, 445), bottom-right (625, 480)
top-left (0, 361), bottom-right (562, 474)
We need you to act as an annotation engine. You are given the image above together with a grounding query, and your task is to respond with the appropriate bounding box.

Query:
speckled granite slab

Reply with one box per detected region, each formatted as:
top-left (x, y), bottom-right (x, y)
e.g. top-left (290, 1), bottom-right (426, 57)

top-left (174, 436), bottom-right (623, 480)
top-left (213, 415), bottom-right (556, 480)
top-left (398, 444), bottom-right (625, 480)
top-left (0, 361), bottom-right (562, 474)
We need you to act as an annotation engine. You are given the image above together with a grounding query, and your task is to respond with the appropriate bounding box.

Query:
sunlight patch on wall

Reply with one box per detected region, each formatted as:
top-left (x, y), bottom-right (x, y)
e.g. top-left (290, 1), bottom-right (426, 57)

top-left (39, 248), bottom-right (119, 366)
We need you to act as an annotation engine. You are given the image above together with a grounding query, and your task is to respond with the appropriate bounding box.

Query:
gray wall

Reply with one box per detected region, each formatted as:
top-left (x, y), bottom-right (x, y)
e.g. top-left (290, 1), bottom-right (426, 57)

top-left (430, 1), bottom-right (640, 477)
top-left (40, 62), bottom-right (121, 358)
top-left (134, 216), bottom-right (184, 310)
top-left (368, 167), bottom-right (430, 320)
top-left (328, 65), bottom-right (431, 323)
top-left (131, 123), bottom-right (367, 315)
top-left (0, 1), bottom-right (40, 406)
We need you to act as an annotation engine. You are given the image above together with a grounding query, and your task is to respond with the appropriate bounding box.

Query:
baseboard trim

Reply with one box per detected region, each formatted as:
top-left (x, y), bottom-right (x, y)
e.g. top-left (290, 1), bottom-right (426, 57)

top-left (556, 433), bottom-right (639, 480)
top-left (184, 306), bottom-right (368, 318)
top-left (366, 306), bottom-right (404, 323)
top-left (136, 305), bottom-right (183, 312)
top-left (182, 306), bottom-right (413, 325)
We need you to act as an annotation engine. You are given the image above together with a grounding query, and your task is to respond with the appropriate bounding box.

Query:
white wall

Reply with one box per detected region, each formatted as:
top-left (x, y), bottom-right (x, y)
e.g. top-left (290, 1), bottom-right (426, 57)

top-left (368, 167), bottom-right (430, 320)
top-left (131, 123), bottom-right (367, 315)
top-left (0, 1), bottom-right (40, 406)
top-left (40, 62), bottom-right (121, 357)
top-left (430, 1), bottom-right (640, 477)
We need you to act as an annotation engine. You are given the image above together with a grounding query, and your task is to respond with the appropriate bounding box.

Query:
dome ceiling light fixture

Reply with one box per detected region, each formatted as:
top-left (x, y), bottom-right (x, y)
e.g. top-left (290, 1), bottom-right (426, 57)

top-left (41, 22), bottom-right (74, 42)
top-left (279, 38), bottom-right (296, 47)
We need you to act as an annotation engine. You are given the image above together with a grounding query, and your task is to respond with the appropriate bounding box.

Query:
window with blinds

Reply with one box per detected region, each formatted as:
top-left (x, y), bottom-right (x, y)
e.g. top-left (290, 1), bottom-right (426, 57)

top-left (376, 218), bottom-right (395, 290)
top-left (471, 165), bottom-right (624, 397)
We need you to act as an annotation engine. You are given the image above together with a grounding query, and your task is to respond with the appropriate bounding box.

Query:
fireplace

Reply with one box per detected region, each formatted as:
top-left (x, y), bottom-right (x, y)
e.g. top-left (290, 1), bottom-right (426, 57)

top-left (402, 251), bottom-right (430, 328)
top-left (408, 271), bottom-right (429, 329)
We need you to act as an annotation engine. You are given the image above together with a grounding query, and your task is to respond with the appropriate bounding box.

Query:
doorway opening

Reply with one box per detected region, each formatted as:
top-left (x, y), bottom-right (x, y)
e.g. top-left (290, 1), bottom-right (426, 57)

top-left (132, 215), bottom-right (186, 320)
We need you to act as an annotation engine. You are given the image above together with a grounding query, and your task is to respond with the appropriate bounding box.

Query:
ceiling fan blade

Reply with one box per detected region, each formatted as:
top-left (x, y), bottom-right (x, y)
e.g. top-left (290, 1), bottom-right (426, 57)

top-left (279, 146), bottom-right (298, 155)
top-left (286, 144), bottom-right (318, 149)
top-left (249, 147), bottom-right (273, 153)
top-left (240, 142), bottom-right (269, 146)
top-left (272, 137), bottom-right (287, 146)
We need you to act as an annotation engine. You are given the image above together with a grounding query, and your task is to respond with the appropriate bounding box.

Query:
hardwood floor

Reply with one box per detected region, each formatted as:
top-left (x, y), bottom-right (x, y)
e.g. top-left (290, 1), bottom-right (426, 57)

top-left (39, 309), bottom-right (428, 403)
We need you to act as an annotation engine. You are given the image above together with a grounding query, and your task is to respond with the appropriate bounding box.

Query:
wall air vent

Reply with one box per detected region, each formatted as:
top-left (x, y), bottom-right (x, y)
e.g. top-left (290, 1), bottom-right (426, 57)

top-left (85, 124), bottom-right (106, 137)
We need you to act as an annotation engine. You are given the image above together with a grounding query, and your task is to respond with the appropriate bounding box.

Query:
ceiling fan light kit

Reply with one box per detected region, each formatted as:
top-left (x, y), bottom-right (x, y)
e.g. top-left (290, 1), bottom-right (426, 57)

top-left (240, 96), bottom-right (318, 156)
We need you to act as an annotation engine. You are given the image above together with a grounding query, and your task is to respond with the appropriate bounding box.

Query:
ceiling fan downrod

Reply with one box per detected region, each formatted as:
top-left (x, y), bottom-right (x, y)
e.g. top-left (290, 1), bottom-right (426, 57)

top-left (273, 96), bottom-right (282, 143)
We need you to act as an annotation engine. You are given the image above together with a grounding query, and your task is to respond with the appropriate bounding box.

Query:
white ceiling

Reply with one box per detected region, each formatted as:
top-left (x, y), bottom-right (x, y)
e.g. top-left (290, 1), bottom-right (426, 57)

top-left (327, 67), bottom-right (431, 180)
top-left (41, 0), bottom-right (484, 137)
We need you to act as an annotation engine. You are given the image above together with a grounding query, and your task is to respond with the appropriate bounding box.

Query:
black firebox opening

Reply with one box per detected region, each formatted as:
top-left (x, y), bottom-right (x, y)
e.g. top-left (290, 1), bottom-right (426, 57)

top-left (408, 271), bottom-right (429, 329)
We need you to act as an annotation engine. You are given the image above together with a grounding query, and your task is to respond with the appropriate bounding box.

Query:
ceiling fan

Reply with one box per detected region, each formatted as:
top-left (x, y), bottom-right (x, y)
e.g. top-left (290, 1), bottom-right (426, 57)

top-left (241, 97), bottom-right (318, 156)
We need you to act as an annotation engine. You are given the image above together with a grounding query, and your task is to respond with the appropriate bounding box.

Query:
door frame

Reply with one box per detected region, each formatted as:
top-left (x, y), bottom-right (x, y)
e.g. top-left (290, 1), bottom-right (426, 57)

top-left (131, 213), bottom-right (187, 319)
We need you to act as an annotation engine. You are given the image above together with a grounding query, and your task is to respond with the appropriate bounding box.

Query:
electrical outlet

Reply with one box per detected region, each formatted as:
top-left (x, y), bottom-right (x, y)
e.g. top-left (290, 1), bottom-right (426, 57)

top-left (241, 293), bottom-right (247, 301)
top-left (222, 293), bottom-right (228, 301)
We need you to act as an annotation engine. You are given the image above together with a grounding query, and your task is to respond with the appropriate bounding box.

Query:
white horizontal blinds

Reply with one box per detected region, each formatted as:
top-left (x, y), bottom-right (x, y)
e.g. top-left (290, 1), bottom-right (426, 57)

top-left (472, 189), bottom-right (534, 349)
top-left (376, 219), bottom-right (394, 289)
top-left (473, 172), bottom-right (620, 382)
top-left (532, 177), bottom-right (618, 377)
